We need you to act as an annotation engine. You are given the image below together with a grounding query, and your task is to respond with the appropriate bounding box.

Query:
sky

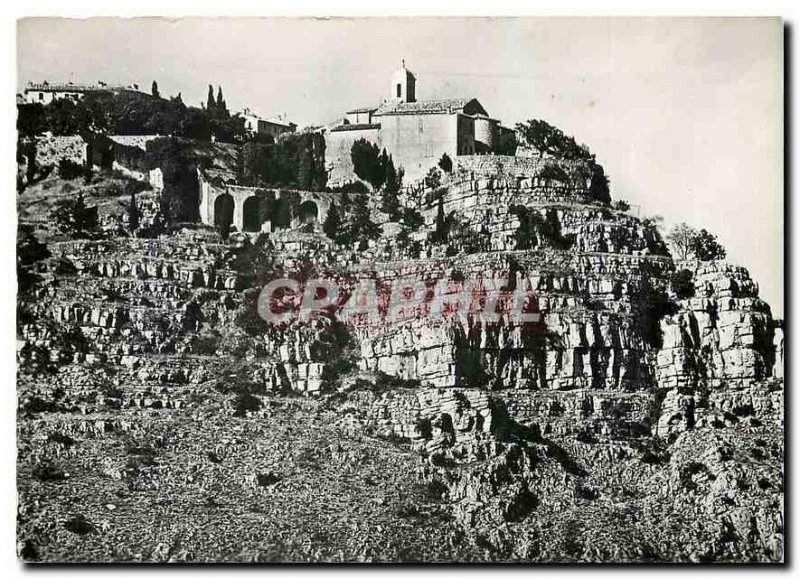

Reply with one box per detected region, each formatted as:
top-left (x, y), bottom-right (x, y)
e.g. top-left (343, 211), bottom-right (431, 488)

top-left (17, 17), bottom-right (784, 316)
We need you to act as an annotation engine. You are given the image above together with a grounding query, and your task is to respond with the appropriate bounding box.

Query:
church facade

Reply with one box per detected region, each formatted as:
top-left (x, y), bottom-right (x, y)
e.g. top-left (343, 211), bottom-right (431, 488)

top-left (325, 62), bottom-right (512, 184)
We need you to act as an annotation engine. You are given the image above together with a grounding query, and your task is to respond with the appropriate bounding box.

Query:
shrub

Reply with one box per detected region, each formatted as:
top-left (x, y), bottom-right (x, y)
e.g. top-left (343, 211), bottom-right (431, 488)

top-left (538, 165), bottom-right (569, 183)
top-left (233, 392), bottom-right (262, 417)
top-left (438, 153), bottom-right (453, 173)
top-left (17, 225), bottom-right (50, 293)
top-left (424, 166), bottom-right (443, 190)
top-left (630, 276), bottom-right (678, 349)
top-left (57, 158), bottom-right (85, 180)
top-left (327, 180), bottom-right (369, 194)
top-left (613, 199), bottom-right (630, 212)
top-left (33, 461), bottom-right (66, 482)
top-left (509, 205), bottom-right (574, 250)
top-left (400, 207), bottom-right (423, 231)
top-left (670, 269), bottom-right (695, 299)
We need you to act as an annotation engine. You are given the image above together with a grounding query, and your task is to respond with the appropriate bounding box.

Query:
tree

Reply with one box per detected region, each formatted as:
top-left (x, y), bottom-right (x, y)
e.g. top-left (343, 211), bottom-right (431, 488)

top-left (381, 156), bottom-right (403, 219)
top-left (380, 186), bottom-right (400, 219)
top-left (17, 224), bottom-right (50, 294)
top-left (589, 165), bottom-right (611, 205)
top-left (322, 202), bottom-right (343, 240)
top-left (431, 196), bottom-right (455, 244)
top-left (350, 139), bottom-right (383, 189)
top-left (151, 80), bottom-right (160, 99)
top-left (691, 229), bottom-right (727, 261)
top-left (614, 199), bottom-right (630, 212)
top-left (17, 103), bottom-right (46, 137)
top-left (127, 190), bottom-right (140, 234)
top-left (438, 153), bottom-right (453, 174)
top-left (494, 130), bottom-right (517, 155)
top-left (53, 193), bottom-right (98, 238)
top-left (24, 141), bottom-right (37, 184)
top-left (206, 85), bottom-right (216, 112)
top-left (345, 195), bottom-right (381, 247)
top-left (515, 119), bottom-right (594, 162)
top-left (666, 223), bottom-right (699, 260)
top-left (216, 87), bottom-right (228, 117)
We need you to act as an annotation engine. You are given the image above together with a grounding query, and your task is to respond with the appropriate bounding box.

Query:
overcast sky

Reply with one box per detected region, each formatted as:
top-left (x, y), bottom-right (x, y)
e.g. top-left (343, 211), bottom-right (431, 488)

top-left (17, 17), bottom-right (783, 316)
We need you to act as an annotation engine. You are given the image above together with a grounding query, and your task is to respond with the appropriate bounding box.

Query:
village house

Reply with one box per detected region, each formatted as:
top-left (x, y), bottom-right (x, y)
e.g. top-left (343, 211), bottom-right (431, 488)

top-left (241, 108), bottom-right (297, 140)
top-left (23, 80), bottom-right (143, 104)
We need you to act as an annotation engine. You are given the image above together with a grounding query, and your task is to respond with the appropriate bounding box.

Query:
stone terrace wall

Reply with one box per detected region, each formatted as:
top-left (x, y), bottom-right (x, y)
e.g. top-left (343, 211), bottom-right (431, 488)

top-left (29, 135), bottom-right (87, 169)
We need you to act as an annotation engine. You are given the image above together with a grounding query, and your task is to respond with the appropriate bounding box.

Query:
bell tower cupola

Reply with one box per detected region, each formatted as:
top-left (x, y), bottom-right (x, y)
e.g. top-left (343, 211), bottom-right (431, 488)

top-left (390, 59), bottom-right (416, 103)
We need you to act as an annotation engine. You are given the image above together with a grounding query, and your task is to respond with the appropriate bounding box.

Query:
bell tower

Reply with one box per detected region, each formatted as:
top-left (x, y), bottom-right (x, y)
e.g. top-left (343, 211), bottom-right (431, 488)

top-left (390, 59), bottom-right (416, 103)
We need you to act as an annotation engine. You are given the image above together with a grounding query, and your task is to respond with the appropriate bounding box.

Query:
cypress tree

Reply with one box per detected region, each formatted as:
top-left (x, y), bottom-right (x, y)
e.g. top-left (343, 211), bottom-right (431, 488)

top-left (206, 85), bottom-right (216, 112)
top-left (128, 191), bottom-right (140, 234)
top-left (323, 202), bottom-right (342, 242)
top-left (216, 87), bottom-right (227, 116)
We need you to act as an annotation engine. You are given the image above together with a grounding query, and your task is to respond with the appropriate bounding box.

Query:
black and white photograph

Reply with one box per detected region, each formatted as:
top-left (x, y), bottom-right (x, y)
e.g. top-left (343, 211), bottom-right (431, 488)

top-left (12, 13), bottom-right (786, 565)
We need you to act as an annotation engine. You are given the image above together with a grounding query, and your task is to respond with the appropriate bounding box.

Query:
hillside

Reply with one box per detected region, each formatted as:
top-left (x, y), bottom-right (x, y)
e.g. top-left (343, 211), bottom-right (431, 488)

top-left (16, 146), bottom-right (783, 562)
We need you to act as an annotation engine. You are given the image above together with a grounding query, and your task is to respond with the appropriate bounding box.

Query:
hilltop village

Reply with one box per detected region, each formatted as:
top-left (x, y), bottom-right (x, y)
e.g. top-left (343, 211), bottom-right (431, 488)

top-left (16, 62), bottom-right (784, 563)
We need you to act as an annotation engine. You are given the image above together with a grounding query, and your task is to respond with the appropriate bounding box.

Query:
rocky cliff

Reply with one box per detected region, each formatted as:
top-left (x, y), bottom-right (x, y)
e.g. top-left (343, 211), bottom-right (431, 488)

top-left (17, 151), bottom-right (783, 562)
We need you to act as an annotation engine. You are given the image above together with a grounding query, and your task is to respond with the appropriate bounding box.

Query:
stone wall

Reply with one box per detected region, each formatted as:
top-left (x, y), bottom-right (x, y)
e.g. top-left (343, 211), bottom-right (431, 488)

top-left (29, 135), bottom-right (87, 169)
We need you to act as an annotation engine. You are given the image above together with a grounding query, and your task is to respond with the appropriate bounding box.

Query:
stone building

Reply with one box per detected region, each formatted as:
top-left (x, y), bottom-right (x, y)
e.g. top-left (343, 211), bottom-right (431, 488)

top-left (241, 108), bottom-right (297, 140)
top-left (325, 61), bottom-right (511, 183)
top-left (23, 81), bottom-right (142, 104)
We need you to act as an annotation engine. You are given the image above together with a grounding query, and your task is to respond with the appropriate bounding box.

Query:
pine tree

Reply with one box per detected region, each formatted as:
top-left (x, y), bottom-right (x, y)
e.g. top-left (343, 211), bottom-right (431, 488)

top-left (151, 80), bottom-right (160, 99)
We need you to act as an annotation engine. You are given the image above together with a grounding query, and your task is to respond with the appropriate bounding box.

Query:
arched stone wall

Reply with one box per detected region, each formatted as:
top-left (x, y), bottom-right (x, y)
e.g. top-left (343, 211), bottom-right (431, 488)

top-left (198, 170), bottom-right (332, 233)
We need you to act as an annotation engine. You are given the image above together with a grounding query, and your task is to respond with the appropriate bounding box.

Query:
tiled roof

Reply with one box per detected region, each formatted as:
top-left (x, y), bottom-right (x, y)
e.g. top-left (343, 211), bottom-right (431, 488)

top-left (263, 118), bottom-right (296, 128)
top-left (374, 98), bottom-right (476, 116)
top-left (329, 123), bottom-right (382, 132)
top-left (346, 106), bottom-right (379, 114)
top-left (25, 82), bottom-right (138, 93)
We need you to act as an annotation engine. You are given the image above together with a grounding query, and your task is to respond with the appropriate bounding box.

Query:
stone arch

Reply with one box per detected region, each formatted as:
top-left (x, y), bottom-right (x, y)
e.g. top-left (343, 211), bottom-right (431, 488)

top-left (214, 193), bottom-right (234, 230)
top-left (298, 200), bottom-right (320, 224)
top-left (242, 196), bottom-right (263, 232)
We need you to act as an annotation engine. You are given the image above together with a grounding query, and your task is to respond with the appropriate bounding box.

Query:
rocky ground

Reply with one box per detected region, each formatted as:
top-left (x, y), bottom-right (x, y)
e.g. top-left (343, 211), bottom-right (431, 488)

top-left (16, 153), bottom-right (784, 563)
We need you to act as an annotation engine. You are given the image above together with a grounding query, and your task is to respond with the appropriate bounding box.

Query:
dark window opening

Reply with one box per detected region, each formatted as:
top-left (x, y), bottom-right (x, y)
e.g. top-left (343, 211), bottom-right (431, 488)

top-left (396, 83), bottom-right (402, 98)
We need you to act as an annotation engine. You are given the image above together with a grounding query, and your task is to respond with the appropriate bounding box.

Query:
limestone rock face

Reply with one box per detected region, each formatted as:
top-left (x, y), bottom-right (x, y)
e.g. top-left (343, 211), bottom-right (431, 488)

top-left (17, 152), bottom-right (783, 562)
